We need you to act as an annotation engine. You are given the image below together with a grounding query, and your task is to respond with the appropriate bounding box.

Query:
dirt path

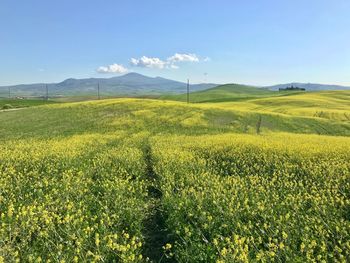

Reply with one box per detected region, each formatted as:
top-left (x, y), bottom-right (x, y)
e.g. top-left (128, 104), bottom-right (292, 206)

top-left (142, 142), bottom-right (176, 263)
top-left (0, 107), bottom-right (25, 113)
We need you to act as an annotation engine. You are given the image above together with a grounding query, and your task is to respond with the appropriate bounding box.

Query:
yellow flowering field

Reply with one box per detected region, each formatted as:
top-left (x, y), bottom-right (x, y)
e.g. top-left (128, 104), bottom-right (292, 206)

top-left (0, 98), bottom-right (349, 262)
top-left (0, 133), bottom-right (149, 262)
top-left (152, 133), bottom-right (350, 262)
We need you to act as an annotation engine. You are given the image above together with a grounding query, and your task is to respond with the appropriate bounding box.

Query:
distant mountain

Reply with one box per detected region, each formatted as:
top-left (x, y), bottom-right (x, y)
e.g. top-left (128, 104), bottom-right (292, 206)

top-left (0, 73), bottom-right (218, 97)
top-left (266, 83), bottom-right (350, 91)
top-left (2, 75), bottom-right (349, 98)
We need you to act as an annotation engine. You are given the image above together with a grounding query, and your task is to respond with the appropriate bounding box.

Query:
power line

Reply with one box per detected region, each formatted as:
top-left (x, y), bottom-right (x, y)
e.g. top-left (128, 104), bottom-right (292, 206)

top-left (187, 79), bottom-right (189, 103)
top-left (98, 82), bottom-right (100, 100)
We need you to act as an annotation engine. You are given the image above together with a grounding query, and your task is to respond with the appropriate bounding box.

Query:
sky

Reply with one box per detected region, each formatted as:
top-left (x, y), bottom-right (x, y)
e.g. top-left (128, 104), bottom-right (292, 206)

top-left (1, 0), bottom-right (350, 86)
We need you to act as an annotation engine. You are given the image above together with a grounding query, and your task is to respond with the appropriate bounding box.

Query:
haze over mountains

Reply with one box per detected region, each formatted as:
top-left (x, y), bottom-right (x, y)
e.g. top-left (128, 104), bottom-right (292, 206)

top-left (0, 73), bottom-right (349, 98)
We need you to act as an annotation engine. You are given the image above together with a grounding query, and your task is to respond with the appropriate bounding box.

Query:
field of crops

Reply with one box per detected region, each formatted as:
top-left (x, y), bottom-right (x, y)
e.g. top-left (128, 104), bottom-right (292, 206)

top-left (0, 94), bottom-right (349, 262)
top-left (0, 133), bottom-right (151, 262)
top-left (151, 133), bottom-right (350, 262)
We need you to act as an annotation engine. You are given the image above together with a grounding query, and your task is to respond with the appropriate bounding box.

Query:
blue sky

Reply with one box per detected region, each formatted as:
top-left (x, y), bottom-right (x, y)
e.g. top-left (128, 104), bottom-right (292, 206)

top-left (1, 0), bottom-right (350, 86)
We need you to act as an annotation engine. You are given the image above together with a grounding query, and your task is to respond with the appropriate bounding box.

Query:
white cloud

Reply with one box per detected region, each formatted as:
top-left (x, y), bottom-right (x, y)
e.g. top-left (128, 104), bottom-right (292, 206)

top-left (97, 63), bottom-right (128, 73)
top-left (167, 53), bottom-right (200, 63)
top-left (97, 53), bottom-right (208, 72)
top-left (130, 56), bottom-right (167, 69)
top-left (203, 57), bottom-right (211, 62)
top-left (130, 53), bottom-right (205, 70)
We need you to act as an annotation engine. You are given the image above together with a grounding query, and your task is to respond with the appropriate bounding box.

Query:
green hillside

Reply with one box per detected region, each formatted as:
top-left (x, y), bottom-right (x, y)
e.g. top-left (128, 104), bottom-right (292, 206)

top-left (162, 83), bottom-right (278, 103)
top-left (212, 90), bottom-right (350, 122)
top-left (0, 98), bottom-right (57, 109)
top-left (1, 97), bottom-right (349, 139)
top-left (1, 95), bottom-right (349, 262)
top-left (163, 84), bottom-right (350, 122)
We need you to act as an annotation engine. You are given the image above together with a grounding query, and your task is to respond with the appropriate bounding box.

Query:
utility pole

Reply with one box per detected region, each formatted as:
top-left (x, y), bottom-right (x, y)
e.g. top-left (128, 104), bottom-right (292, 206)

top-left (97, 82), bottom-right (100, 100)
top-left (187, 79), bottom-right (190, 104)
top-left (8, 87), bottom-right (11, 98)
top-left (46, 84), bottom-right (49, 100)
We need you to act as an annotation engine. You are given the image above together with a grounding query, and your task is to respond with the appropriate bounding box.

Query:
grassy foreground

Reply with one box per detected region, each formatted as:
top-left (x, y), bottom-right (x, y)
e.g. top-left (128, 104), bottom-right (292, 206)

top-left (0, 93), bottom-right (349, 262)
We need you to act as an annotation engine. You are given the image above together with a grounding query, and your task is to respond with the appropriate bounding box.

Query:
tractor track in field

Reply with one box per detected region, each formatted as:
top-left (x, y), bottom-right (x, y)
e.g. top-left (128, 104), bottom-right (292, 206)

top-left (142, 142), bottom-right (176, 263)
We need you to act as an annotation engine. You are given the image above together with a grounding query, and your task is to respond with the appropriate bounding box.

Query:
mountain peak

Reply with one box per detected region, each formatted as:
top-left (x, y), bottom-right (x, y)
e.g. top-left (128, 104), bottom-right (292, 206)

top-left (123, 72), bottom-right (145, 77)
top-left (118, 72), bottom-right (148, 78)
top-left (59, 78), bottom-right (78, 85)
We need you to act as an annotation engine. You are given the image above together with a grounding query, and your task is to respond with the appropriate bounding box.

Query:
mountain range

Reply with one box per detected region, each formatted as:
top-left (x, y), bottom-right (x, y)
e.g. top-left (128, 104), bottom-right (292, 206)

top-left (0, 73), bottom-right (216, 97)
top-left (0, 73), bottom-right (349, 98)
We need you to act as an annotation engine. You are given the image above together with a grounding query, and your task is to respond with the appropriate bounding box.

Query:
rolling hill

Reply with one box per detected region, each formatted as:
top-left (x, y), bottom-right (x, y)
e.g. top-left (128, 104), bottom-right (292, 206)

top-left (162, 83), bottom-right (277, 103)
top-left (1, 91), bottom-right (349, 138)
top-left (162, 83), bottom-right (350, 123)
top-left (1, 91), bottom-right (349, 261)
top-left (0, 73), bottom-right (217, 98)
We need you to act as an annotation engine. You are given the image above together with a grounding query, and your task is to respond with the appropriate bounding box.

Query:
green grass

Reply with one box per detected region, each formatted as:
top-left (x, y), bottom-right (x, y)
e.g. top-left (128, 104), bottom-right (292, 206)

top-left (1, 98), bottom-right (349, 140)
top-left (161, 84), bottom-right (278, 103)
top-left (0, 98), bottom-right (57, 109)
